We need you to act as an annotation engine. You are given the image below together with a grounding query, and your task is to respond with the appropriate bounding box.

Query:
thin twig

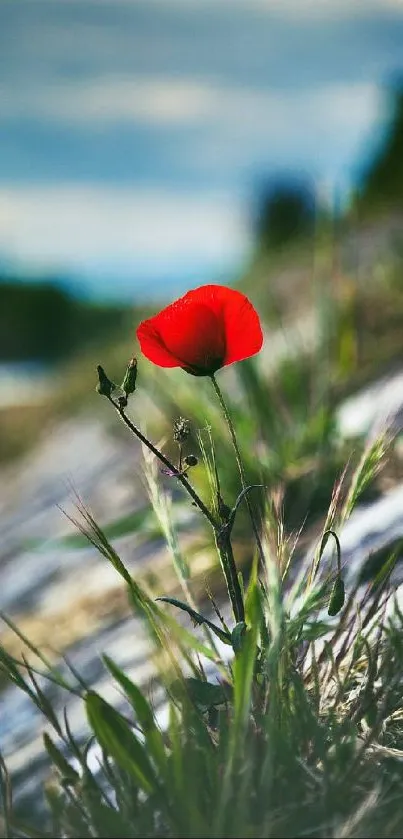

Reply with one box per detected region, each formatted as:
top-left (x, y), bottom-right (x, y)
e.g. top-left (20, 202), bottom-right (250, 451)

top-left (210, 375), bottom-right (265, 564)
top-left (107, 396), bottom-right (244, 623)
top-left (109, 397), bottom-right (216, 527)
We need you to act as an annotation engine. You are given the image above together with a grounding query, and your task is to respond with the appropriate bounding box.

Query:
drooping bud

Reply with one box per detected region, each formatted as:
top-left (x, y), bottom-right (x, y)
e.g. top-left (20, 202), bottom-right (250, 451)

top-left (173, 417), bottom-right (191, 443)
top-left (328, 576), bottom-right (345, 616)
top-left (184, 454), bottom-right (198, 468)
top-left (121, 357), bottom-right (138, 399)
top-left (96, 365), bottom-right (115, 398)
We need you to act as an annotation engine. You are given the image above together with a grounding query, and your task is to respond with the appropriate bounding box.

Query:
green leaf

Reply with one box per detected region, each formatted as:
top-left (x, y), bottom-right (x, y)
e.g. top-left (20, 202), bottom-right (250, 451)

top-left (87, 802), bottom-right (134, 839)
top-left (0, 614), bottom-right (81, 697)
top-left (300, 621), bottom-right (333, 641)
top-left (233, 573), bottom-right (260, 732)
top-left (360, 540), bottom-right (401, 588)
top-left (156, 597), bottom-right (232, 645)
top-left (231, 622), bottom-right (247, 653)
top-left (173, 677), bottom-right (230, 710)
top-left (85, 691), bottom-right (157, 795)
top-left (103, 655), bottom-right (167, 775)
top-left (0, 646), bottom-right (39, 705)
top-left (23, 657), bottom-right (63, 736)
top-left (0, 750), bottom-right (12, 839)
top-left (43, 733), bottom-right (80, 784)
top-left (8, 815), bottom-right (55, 839)
top-left (59, 508), bottom-right (157, 550)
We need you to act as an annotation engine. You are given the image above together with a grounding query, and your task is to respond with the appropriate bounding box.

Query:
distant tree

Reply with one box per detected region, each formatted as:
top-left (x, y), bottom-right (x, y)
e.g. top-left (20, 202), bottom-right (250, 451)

top-left (0, 281), bottom-right (76, 362)
top-left (253, 175), bottom-right (316, 250)
top-left (358, 81), bottom-right (403, 211)
top-left (0, 279), bottom-right (127, 363)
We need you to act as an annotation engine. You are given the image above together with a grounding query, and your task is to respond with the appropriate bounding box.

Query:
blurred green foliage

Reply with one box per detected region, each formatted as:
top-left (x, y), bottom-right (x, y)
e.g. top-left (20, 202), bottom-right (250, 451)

top-left (0, 279), bottom-right (128, 362)
top-left (2, 433), bottom-right (403, 838)
top-left (358, 81), bottom-right (403, 211)
top-left (253, 175), bottom-right (316, 250)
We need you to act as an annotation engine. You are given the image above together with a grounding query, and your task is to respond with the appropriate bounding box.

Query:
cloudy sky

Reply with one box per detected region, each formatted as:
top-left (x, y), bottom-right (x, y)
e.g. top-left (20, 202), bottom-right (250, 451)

top-left (1, 0), bottom-right (403, 300)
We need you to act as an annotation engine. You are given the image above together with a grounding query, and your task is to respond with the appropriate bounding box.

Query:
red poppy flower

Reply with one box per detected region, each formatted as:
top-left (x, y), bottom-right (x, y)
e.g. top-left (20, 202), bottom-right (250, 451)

top-left (136, 284), bottom-right (263, 376)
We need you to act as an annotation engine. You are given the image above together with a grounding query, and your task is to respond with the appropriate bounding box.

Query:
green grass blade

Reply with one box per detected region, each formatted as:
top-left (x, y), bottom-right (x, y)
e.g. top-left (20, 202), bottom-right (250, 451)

top-left (85, 691), bottom-right (158, 796)
top-left (103, 655), bottom-right (168, 777)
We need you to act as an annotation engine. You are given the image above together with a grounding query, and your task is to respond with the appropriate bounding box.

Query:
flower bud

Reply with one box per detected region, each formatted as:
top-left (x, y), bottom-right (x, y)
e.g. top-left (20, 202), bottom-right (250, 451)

top-left (328, 577), bottom-right (345, 616)
top-left (121, 357), bottom-right (138, 398)
top-left (96, 365), bottom-right (115, 398)
top-left (184, 454), bottom-right (198, 468)
top-left (173, 417), bottom-right (191, 443)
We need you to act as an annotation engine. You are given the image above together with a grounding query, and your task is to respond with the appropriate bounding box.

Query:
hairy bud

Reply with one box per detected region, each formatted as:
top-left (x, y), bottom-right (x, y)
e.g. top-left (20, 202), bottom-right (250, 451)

top-left (96, 365), bottom-right (115, 398)
top-left (173, 417), bottom-right (191, 443)
top-left (121, 357), bottom-right (138, 398)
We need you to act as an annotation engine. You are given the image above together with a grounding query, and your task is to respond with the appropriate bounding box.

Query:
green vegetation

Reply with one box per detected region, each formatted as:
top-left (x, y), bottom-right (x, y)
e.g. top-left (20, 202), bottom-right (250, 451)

top-left (2, 256), bottom-right (403, 835)
top-left (0, 278), bottom-right (130, 363)
top-left (1, 396), bottom-right (403, 838)
top-left (2, 84), bottom-right (403, 838)
top-left (253, 175), bottom-right (316, 251)
top-left (357, 81), bottom-right (403, 212)
top-left (0, 284), bottom-right (154, 463)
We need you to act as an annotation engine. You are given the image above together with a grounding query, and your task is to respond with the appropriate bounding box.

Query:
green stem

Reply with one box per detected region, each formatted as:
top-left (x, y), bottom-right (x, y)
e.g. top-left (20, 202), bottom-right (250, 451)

top-left (108, 395), bottom-right (244, 624)
top-left (210, 374), bottom-right (264, 564)
top-left (109, 397), bottom-right (216, 528)
top-left (216, 531), bottom-right (245, 624)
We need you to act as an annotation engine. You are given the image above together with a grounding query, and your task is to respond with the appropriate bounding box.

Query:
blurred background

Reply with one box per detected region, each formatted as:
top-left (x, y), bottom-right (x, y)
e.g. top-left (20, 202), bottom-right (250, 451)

top-left (2, 0), bottom-right (403, 821)
top-left (1, 0), bottom-right (403, 375)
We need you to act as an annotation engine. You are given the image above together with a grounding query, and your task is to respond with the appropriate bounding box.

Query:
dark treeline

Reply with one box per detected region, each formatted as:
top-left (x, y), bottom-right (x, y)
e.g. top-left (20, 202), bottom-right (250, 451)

top-left (254, 81), bottom-right (403, 252)
top-left (0, 280), bottom-right (128, 363)
top-left (357, 82), bottom-right (403, 211)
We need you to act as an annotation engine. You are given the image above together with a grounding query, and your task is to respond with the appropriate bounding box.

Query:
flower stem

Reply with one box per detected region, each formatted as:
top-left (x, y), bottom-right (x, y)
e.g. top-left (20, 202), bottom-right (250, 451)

top-left (216, 530), bottom-right (245, 624)
top-left (210, 374), bottom-right (264, 564)
top-left (108, 396), bottom-right (216, 528)
top-left (107, 395), bottom-right (244, 623)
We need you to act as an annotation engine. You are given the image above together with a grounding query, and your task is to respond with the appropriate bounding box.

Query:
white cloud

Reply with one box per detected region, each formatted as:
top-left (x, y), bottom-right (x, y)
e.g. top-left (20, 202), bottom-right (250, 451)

top-left (176, 82), bottom-right (383, 183)
top-left (0, 75), bottom-right (382, 142)
top-left (0, 185), bottom-right (250, 283)
top-left (248, 0), bottom-right (403, 16)
top-left (0, 77), bottom-right (219, 126)
top-left (0, 81), bottom-right (382, 290)
top-left (94, 0), bottom-right (403, 10)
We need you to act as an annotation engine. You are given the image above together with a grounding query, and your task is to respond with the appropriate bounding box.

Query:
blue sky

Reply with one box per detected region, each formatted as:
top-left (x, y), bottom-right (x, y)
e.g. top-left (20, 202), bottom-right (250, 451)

top-left (0, 0), bottom-right (403, 300)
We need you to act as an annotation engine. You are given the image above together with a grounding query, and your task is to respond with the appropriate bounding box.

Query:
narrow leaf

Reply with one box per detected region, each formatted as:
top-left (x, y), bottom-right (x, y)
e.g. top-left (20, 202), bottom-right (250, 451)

top-left (43, 733), bottom-right (79, 784)
top-left (103, 655), bottom-right (167, 774)
top-left (85, 691), bottom-right (157, 795)
top-left (156, 597), bottom-right (232, 645)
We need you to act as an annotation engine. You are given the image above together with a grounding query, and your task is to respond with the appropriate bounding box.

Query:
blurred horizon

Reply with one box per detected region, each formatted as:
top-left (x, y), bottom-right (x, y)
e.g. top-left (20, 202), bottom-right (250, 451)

top-left (1, 0), bottom-right (403, 301)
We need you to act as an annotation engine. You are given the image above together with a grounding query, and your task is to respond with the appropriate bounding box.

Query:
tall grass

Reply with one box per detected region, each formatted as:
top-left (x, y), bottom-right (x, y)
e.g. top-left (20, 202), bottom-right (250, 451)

top-left (1, 348), bottom-right (403, 838)
top-left (2, 231), bottom-right (403, 836)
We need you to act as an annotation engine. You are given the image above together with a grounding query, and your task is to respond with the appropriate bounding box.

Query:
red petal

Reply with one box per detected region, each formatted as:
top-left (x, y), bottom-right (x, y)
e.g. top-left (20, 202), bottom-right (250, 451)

top-left (180, 285), bottom-right (263, 368)
top-left (136, 284), bottom-right (262, 375)
top-left (220, 291), bottom-right (263, 367)
top-left (157, 299), bottom-right (225, 374)
top-left (136, 318), bottom-right (180, 368)
top-left (136, 292), bottom-right (226, 374)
